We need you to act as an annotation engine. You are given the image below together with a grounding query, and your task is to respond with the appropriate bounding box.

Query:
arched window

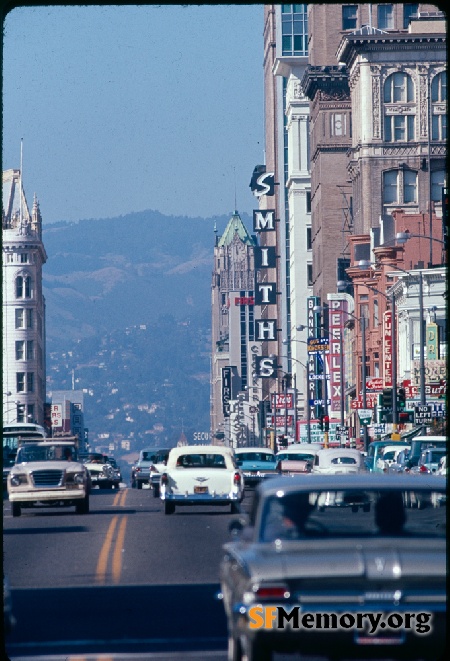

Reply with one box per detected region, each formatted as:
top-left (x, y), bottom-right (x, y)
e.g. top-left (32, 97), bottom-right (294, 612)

top-left (384, 72), bottom-right (414, 103)
top-left (383, 73), bottom-right (415, 142)
top-left (431, 72), bottom-right (447, 141)
top-left (15, 274), bottom-right (32, 298)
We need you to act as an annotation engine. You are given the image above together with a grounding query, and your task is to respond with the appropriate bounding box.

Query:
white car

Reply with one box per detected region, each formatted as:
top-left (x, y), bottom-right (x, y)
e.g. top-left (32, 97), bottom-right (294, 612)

top-left (160, 445), bottom-right (244, 515)
top-left (375, 444), bottom-right (410, 472)
top-left (275, 444), bottom-right (320, 475)
top-left (311, 448), bottom-right (368, 510)
top-left (7, 441), bottom-right (90, 517)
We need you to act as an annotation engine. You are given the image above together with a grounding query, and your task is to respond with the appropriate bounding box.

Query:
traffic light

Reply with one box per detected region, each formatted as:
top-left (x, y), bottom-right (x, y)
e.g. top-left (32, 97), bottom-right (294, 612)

top-left (318, 415), bottom-right (324, 431)
top-left (397, 387), bottom-right (406, 409)
top-left (382, 388), bottom-right (392, 409)
top-left (324, 415), bottom-right (330, 432)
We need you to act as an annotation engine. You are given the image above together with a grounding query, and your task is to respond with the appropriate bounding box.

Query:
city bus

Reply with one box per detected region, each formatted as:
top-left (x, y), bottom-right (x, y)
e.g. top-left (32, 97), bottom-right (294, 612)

top-left (3, 423), bottom-right (48, 487)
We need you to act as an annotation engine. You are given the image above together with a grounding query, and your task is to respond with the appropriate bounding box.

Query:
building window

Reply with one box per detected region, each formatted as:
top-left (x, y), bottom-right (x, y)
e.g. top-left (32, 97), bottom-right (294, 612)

top-left (374, 300), bottom-right (379, 328)
top-left (383, 170), bottom-right (417, 205)
top-left (6, 253), bottom-right (14, 263)
top-left (306, 191), bottom-right (311, 213)
top-left (15, 341), bottom-right (25, 360)
top-left (27, 340), bottom-right (34, 360)
top-left (281, 4), bottom-right (308, 56)
top-left (15, 308), bottom-right (33, 328)
top-left (16, 404), bottom-right (25, 423)
top-left (20, 253), bottom-right (29, 263)
top-left (331, 113), bottom-right (346, 136)
top-left (17, 372), bottom-right (25, 392)
top-left (378, 4), bottom-right (394, 29)
top-left (27, 373), bottom-right (34, 392)
top-left (384, 72), bottom-right (414, 103)
top-left (403, 4), bottom-right (418, 28)
top-left (342, 5), bottom-right (357, 30)
top-left (431, 170), bottom-right (445, 203)
top-left (27, 404), bottom-right (35, 422)
top-left (384, 114), bottom-right (415, 142)
top-left (307, 263), bottom-right (313, 286)
top-left (431, 72), bottom-right (447, 141)
top-left (306, 227), bottom-right (312, 250)
top-left (15, 274), bottom-right (32, 298)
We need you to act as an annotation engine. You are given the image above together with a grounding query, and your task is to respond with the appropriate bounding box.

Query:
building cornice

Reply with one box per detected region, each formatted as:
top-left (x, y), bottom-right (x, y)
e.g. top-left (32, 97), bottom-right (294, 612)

top-left (301, 65), bottom-right (349, 101)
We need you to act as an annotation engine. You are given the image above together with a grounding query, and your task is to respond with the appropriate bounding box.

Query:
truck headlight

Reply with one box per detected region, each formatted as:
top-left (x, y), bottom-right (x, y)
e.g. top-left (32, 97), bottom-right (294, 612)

top-left (10, 474), bottom-right (26, 486)
top-left (73, 473), bottom-right (85, 484)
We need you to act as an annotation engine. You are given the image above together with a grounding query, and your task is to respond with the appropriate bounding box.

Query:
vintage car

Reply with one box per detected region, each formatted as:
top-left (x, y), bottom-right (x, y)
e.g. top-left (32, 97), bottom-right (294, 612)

top-left (311, 448), bottom-right (366, 474)
top-left (410, 447), bottom-right (447, 475)
top-left (160, 445), bottom-right (244, 515)
top-left (7, 441), bottom-right (90, 517)
top-left (81, 452), bottom-right (120, 489)
top-left (132, 447), bottom-right (171, 491)
top-left (219, 473), bottom-right (446, 661)
top-left (234, 447), bottom-right (278, 487)
top-left (365, 440), bottom-right (411, 472)
top-left (375, 444), bottom-right (410, 472)
top-left (275, 444), bottom-right (320, 476)
top-left (404, 435), bottom-right (447, 470)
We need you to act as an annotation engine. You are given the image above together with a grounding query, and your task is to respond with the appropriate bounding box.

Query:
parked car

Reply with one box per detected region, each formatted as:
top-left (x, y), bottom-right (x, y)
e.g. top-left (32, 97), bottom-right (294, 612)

top-left (274, 445), bottom-right (318, 476)
top-left (219, 473), bottom-right (446, 661)
top-left (132, 447), bottom-right (170, 490)
top-left (7, 441), bottom-right (90, 517)
top-left (234, 447), bottom-right (278, 488)
top-left (365, 440), bottom-right (410, 472)
top-left (160, 445), bottom-right (244, 515)
top-left (81, 452), bottom-right (120, 490)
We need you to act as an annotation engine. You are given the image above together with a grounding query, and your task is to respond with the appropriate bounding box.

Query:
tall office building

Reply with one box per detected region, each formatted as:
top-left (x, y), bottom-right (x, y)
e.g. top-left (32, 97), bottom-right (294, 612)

top-left (2, 169), bottom-right (47, 425)
top-left (210, 211), bottom-right (257, 445)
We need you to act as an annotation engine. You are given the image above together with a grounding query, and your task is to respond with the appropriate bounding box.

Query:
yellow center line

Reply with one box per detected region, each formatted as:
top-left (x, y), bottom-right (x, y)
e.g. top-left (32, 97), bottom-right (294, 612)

top-left (112, 515), bottom-right (128, 583)
top-left (95, 515), bottom-right (118, 584)
top-left (112, 490), bottom-right (121, 507)
top-left (119, 488), bottom-right (127, 507)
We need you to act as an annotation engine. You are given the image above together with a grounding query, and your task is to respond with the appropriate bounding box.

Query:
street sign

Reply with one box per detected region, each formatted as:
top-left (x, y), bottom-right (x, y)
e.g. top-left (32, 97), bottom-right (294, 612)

top-left (357, 408), bottom-right (372, 425)
top-left (414, 404), bottom-right (433, 424)
top-left (309, 398), bottom-right (331, 406)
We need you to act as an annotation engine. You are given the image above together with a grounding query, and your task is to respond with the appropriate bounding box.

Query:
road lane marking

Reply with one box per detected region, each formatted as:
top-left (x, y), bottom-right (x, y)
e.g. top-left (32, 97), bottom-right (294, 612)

top-left (112, 515), bottom-right (128, 583)
top-left (112, 488), bottom-right (128, 507)
top-left (95, 515), bottom-right (118, 584)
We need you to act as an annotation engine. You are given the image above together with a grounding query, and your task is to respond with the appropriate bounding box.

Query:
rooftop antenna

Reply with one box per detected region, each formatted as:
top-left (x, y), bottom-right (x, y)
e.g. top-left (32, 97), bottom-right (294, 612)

top-left (233, 166), bottom-right (237, 213)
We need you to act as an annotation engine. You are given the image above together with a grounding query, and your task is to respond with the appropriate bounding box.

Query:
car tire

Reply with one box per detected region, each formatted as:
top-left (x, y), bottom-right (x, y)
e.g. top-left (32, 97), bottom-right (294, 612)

top-left (76, 495), bottom-right (89, 514)
top-left (230, 502), bottom-right (240, 514)
top-left (11, 502), bottom-right (21, 518)
top-left (164, 502), bottom-right (175, 515)
top-left (137, 481), bottom-right (143, 490)
top-left (153, 484), bottom-right (160, 498)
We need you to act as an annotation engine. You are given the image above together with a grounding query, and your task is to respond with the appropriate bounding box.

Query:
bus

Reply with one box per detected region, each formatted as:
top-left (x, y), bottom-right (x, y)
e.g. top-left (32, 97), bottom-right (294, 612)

top-left (3, 423), bottom-right (48, 481)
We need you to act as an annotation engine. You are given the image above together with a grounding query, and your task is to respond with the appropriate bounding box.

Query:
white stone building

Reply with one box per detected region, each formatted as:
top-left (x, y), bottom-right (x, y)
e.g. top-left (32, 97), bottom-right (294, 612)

top-left (2, 169), bottom-right (47, 425)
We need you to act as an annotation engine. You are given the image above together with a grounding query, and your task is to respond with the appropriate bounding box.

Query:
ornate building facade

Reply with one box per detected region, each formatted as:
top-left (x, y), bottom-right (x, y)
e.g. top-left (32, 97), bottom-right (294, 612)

top-left (2, 169), bottom-right (47, 425)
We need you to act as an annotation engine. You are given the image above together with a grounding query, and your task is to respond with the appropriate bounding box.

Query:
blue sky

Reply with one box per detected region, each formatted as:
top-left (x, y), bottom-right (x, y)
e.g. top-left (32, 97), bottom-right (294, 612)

top-left (2, 4), bottom-right (264, 224)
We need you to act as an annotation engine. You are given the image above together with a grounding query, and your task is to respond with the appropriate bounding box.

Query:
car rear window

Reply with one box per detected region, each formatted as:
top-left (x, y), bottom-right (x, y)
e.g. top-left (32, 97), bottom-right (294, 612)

top-left (176, 453), bottom-right (227, 468)
top-left (236, 453), bottom-right (275, 462)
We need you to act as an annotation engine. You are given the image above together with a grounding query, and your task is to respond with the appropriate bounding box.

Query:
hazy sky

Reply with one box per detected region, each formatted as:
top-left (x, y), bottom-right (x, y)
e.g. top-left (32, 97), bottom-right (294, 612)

top-left (2, 4), bottom-right (264, 224)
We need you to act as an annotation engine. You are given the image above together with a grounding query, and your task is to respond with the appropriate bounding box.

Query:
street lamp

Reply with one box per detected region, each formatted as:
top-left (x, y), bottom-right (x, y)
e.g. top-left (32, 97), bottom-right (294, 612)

top-left (281, 345), bottom-right (310, 443)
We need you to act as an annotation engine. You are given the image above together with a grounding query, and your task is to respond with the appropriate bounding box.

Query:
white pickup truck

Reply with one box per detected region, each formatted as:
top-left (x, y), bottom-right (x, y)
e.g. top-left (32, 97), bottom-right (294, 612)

top-left (7, 441), bottom-right (90, 517)
top-left (159, 445), bottom-right (244, 515)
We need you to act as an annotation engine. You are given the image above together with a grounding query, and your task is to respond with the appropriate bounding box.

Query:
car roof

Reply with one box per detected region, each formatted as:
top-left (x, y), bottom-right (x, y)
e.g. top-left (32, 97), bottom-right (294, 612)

top-left (169, 445), bottom-right (233, 458)
top-left (276, 446), bottom-right (318, 454)
top-left (235, 447), bottom-right (275, 454)
top-left (256, 472), bottom-right (446, 496)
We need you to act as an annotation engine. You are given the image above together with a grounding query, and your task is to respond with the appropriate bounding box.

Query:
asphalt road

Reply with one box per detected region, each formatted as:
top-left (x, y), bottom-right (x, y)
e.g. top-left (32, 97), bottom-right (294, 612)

top-left (3, 484), bottom-right (237, 659)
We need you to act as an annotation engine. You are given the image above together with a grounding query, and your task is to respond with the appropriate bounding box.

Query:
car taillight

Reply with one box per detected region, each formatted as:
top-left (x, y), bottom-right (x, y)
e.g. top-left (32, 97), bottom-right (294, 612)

top-left (135, 467), bottom-right (141, 473)
top-left (233, 472), bottom-right (241, 486)
top-left (160, 473), bottom-right (168, 486)
top-left (419, 464), bottom-right (428, 472)
top-left (255, 585), bottom-right (290, 599)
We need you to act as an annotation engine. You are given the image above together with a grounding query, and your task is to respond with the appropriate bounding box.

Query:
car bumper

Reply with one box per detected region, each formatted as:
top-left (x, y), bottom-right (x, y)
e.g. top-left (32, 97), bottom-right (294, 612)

top-left (243, 472), bottom-right (278, 487)
top-left (8, 487), bottom-right (87, 503)
top-left (161, 492), bottom-right (242, 505)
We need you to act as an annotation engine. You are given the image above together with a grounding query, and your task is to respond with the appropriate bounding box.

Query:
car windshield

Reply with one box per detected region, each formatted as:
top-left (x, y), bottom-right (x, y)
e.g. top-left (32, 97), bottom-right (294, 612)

top-left (422, 450), bottom-right (446, 463)
top-left (259, 488), bottom-right (446, 542)
top-left (277, 453), bottom-right (315, 462)
top-left (236, 452), bottom-right (275, 462)
top-left (176, 453), bottom-right (227, 468)
top-left (16, 444), bottom-right (78, 463)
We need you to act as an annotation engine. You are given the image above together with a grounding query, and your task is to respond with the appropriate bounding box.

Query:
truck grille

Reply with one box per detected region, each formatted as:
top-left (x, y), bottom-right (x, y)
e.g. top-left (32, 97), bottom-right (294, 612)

top-left (31, 470), bottom-right (64, 487)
